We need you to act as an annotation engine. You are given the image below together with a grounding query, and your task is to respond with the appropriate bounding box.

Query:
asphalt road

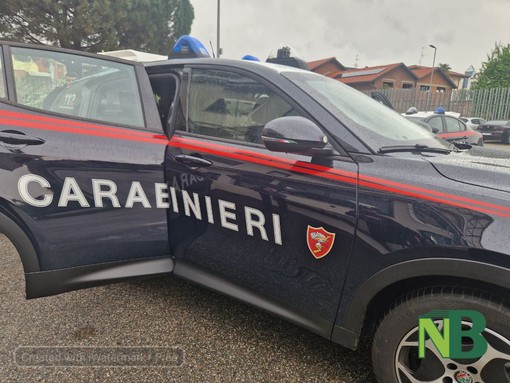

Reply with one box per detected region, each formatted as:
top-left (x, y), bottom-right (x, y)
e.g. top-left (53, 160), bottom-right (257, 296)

top-left (1, 142), bottom-right (508, 383)
top-left (0, 234), bottom-right (376, 383)
top-left (483, 141), bottom-right (510, 152)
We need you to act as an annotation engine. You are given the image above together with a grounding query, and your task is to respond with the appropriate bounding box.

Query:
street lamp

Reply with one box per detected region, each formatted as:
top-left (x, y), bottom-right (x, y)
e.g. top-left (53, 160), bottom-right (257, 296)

top-left (217, 0), bottom-right (221, 58)
top-left (428, 44), bottom-right (437, 93)
top-left (427, 44), bottom-right (437, 111)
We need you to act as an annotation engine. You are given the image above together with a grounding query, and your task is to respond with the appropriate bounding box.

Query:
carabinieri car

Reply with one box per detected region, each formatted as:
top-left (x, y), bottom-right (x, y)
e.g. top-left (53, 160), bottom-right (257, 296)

top-left (0, 37), bottom-right (509, 383)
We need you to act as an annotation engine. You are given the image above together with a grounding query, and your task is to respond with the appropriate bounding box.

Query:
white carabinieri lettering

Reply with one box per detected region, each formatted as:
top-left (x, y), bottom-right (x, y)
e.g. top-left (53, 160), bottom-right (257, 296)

top-left (58, 177), bottom-right (90, 207)
top-left (17, 174), bottom-right (283, 245)
top-left (125, 181), bottom-right (151, 208)
top-left (18, 174), bottom-right (53, 207)
top-left (92, 179), bottom-right (121, 208)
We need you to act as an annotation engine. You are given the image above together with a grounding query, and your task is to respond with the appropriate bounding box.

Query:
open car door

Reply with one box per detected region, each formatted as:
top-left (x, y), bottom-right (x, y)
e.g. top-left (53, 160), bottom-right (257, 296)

top-left (0, 42), bottom-right (173, 298)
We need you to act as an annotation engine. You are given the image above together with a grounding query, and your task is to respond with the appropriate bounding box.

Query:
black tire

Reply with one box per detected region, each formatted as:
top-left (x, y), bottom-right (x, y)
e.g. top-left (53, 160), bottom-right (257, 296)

top-left (503, 129), bottom-right (510, 144)
top-left (371, 286), bottom-right (510, 383)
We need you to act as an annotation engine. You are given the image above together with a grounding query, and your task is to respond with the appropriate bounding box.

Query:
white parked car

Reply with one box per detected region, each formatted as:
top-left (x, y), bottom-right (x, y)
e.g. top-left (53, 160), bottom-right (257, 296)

top-left (460, 117), bottom-right (487, 130)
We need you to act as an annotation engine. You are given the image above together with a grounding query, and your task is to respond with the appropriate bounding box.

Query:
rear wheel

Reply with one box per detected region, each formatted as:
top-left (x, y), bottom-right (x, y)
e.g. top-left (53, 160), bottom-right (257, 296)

top-left (371, 287), bottom-right (510, 383)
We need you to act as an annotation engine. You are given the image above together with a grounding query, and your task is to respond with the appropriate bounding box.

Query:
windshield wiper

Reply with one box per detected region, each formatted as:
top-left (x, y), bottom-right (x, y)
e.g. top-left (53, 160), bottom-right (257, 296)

top-left (378, 144), bottom-right (452, 154)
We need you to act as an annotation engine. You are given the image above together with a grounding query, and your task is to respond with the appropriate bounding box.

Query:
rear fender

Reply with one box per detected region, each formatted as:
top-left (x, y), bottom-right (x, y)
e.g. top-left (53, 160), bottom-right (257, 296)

top-left (0, 207), bottom-right (39, 273)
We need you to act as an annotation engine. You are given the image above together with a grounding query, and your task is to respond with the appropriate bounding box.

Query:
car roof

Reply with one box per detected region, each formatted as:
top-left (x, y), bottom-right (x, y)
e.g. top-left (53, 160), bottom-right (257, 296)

top-left (402, 110), bottom-right (461, 119)
top-left (144, 57), bottom-right (310, 75)
top-left (403, 115), bottom-right (425, 121)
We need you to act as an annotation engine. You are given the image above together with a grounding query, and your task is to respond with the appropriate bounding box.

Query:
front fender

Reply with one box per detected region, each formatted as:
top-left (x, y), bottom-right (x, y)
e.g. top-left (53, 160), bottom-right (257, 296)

top-left (332, 257), bottom-right (510, 348)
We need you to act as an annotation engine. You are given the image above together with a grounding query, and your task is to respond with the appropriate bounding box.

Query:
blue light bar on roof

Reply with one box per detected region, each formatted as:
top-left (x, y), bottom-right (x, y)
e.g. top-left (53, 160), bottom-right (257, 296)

top-left (169, 35), bottom-right (210, 59)
top-left (242, 55), bottom-right (260, 62)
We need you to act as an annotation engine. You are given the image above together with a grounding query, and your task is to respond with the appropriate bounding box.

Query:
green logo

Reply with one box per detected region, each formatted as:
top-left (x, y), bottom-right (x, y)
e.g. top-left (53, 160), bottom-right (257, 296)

top-left (418, 310), bottom-right (487, 359)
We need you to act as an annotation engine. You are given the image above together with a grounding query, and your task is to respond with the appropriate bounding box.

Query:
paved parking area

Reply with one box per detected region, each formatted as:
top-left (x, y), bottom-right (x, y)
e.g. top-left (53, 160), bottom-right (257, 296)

top-left (484, 141), bottom-right (510, 152)
top-left (0, 234), bottom-right (375, 383)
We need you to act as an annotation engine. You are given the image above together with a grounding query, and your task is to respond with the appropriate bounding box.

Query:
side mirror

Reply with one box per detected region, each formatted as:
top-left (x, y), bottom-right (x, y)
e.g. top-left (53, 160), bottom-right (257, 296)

top-left (452, 141), bottom-right (472, 149)
top-left (262, 116), bottom-right (328, 154)
top-left (432, 127), bottom-right (440, 134)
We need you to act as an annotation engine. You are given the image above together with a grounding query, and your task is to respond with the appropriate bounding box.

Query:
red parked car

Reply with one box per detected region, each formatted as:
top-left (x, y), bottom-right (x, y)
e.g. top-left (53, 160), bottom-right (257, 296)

top-left (404, 110), bottom-right (484, 146)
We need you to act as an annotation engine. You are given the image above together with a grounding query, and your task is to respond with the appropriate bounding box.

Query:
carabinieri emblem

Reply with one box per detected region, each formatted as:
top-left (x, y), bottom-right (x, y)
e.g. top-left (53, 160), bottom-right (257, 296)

top-left (306, 226), bottom-right (336, 259)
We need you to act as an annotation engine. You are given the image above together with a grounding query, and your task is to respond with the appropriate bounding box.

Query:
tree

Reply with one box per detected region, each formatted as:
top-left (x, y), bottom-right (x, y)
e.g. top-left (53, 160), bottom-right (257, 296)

top-left (0, 0), bottom-right (194, 54)
top-left (473, 42), bottom-right (510, 89)
top-left (438, 63), bottom-right (451, 73)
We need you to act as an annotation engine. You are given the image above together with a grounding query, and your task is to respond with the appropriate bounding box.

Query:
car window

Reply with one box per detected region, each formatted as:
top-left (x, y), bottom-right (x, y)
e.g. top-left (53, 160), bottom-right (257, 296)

top-left (444, 117), bottom-right (462, 133)
top-left (471, 119), bottom-right (479, 124)
top-left (0, 50), bottom-right (5, 98)
top-left (427, 116), bottom-right (444, 133)
top-left (186, 68), bottom-right (301, 144)
top-left (10, 47), bottom-right (145, 128)
top-left (459, 117), bottom-right (468, 123)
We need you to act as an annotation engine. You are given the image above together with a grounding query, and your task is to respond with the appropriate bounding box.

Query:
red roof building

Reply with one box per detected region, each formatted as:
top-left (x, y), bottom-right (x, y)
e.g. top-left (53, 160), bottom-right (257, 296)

top-left (332, 63), bottom-right (418, 92)
top-left (446, 70), bottom-right (470, 89)
top-left (307, 57), bottom-right (346, 77)
top-left (308, 59), bottom-right (461, 94)
top-left (408, 65), bottom-right (458, 92)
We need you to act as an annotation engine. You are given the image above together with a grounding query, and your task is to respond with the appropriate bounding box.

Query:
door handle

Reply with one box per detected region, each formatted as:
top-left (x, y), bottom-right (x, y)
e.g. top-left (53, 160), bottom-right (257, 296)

top-left (174, 154), bottom-right (213, 169)
top-left (0, 131), bottom-right (45, 146)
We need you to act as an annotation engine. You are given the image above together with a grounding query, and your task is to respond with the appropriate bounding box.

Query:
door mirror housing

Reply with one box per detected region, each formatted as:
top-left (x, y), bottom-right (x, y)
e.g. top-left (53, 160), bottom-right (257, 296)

top-left (262, 116), bottom-right (328, 154)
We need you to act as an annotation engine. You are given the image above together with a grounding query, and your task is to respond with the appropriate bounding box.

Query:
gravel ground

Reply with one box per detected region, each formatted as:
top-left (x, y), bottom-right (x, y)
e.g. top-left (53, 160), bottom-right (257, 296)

top-left (0, 234), bottom-right (376, 383)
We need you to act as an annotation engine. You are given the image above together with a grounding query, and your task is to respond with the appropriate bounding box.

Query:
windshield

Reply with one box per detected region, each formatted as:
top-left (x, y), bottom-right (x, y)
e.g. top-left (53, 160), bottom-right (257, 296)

top-left (283, 71), bottom-right (447, 152)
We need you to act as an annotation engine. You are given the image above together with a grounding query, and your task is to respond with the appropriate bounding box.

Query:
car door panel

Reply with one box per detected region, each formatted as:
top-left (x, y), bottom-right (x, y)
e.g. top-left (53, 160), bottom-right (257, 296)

top-left (165, 66), bottom-right (358, 323)
top-left (0, 43), bottom-right (172, 296)
top-left (0, 104), bottom-right (170, 271)
top-left (167, 136), bottom-right (357, 321)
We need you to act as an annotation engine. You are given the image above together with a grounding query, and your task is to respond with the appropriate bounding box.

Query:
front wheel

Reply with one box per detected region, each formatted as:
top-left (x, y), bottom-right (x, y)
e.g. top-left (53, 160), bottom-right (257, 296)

top-left (371, 287), bottom-right (510, 383)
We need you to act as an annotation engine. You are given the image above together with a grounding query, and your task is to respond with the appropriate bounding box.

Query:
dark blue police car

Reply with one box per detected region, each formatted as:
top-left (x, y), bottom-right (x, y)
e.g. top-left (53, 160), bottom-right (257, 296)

top-left (0, 37), bottom-right (509, 383)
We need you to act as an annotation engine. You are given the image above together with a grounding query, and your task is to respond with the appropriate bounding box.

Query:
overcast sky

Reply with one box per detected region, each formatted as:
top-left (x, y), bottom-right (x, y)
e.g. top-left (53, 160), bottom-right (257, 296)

top-left (189, 0), bottom-right (509, 73)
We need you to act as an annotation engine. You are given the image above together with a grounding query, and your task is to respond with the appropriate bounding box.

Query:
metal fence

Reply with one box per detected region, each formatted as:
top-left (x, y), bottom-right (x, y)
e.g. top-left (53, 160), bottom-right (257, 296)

top-left (363, 87), bottom-right (510, 120)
